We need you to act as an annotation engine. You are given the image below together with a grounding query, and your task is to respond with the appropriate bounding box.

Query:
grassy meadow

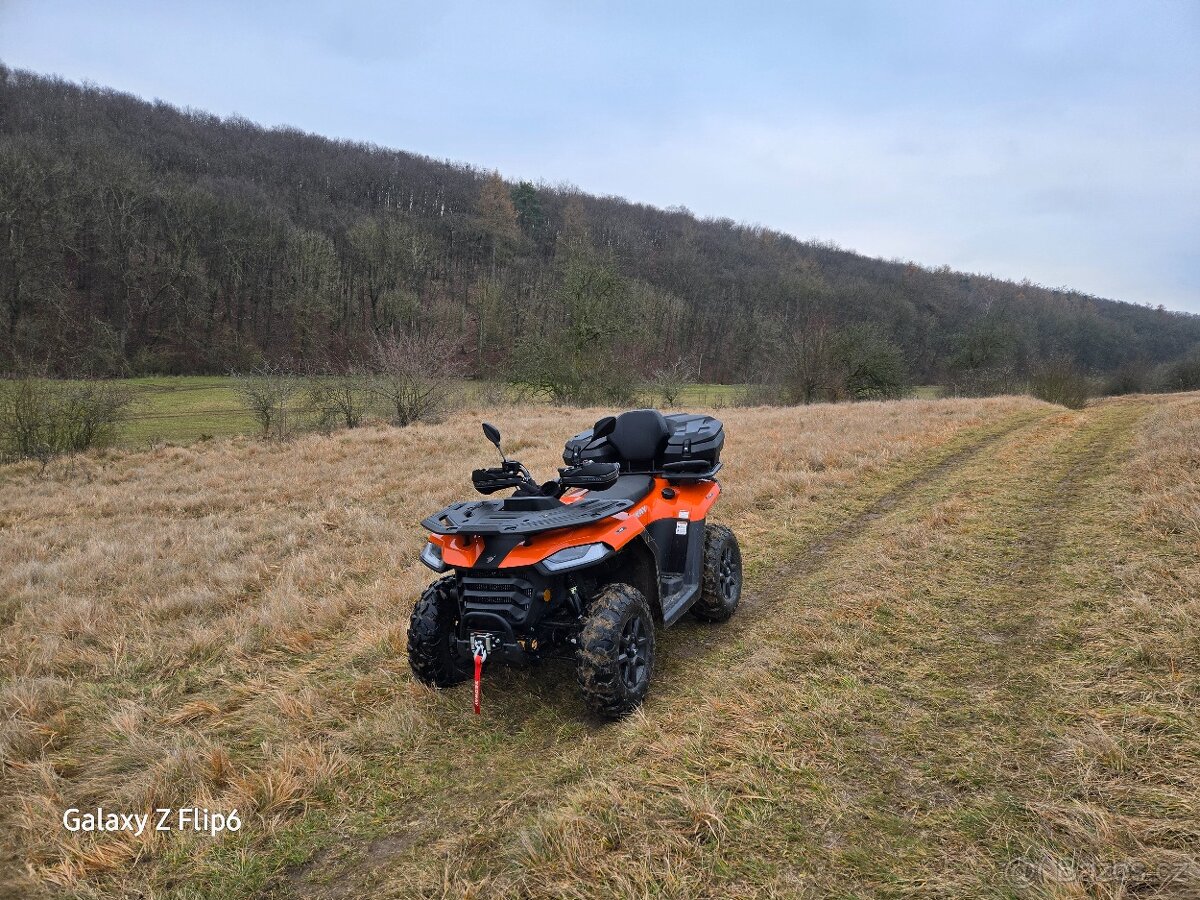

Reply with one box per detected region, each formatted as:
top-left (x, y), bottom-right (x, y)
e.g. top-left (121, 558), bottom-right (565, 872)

top-left (0, 393), bottom-right (1196, 898)
top-left (85, 377), bottom-right (752, 448)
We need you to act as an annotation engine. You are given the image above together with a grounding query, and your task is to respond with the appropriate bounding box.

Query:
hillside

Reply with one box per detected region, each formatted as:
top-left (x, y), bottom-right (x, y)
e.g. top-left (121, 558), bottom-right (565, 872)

top-left (2, 393), bottom-right (1197, 896)
top-left (2, 64), bottom-right (1198, 383)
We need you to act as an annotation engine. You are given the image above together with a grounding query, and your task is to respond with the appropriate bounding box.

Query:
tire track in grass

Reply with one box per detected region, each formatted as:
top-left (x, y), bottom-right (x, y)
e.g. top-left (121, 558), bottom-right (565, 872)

top-left (275, 409), bottom-right (1053, 897)
top-left (657, 408), bottom-right (1047, 676)
top-left (715, 408), bottom-right (1043, 617)
top-left (692, 400), bottom-right (1152, 897)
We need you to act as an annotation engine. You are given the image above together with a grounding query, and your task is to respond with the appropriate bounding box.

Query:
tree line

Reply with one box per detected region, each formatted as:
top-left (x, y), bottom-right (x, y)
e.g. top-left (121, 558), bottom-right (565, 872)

top-left (2, 65), bottom-right (1199, 399)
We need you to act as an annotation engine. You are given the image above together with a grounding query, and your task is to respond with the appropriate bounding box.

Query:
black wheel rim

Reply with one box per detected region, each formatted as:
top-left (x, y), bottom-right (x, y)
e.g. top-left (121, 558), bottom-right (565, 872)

top-left (719, 545), bottom-right (740, 602)
top-left (618, 615), bottom-right (650, 690)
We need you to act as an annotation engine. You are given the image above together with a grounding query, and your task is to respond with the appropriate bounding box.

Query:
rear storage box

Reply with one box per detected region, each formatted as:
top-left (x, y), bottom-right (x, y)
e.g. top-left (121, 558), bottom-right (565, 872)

top-left (660, 413), bottom-right (724, 470)
top-left (563, 412), bottom-right (724, 473)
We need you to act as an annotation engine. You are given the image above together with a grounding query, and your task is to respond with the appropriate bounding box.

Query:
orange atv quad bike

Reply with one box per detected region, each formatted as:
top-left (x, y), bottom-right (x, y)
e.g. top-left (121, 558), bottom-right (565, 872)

top-left (409, 409), bottom-right (742, 718)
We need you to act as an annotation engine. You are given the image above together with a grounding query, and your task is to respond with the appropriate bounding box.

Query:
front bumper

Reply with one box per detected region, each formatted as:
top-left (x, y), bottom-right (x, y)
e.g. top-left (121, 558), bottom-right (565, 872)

top-left (453, 632), bottom-right (535, 665)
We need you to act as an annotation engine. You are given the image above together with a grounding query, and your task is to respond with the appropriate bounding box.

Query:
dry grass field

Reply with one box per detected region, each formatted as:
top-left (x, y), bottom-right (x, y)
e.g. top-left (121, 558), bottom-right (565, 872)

top-left (1, 394), bottom-right (1197, 898)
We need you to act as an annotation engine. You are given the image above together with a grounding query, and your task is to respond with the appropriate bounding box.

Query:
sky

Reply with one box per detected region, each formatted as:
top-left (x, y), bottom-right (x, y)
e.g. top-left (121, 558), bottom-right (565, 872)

top-left (1, 0), bottom-right (1198, 312)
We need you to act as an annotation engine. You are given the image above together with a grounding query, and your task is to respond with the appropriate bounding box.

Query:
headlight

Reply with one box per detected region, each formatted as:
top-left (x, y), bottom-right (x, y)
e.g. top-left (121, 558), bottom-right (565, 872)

top-left (420, 541), bottom-right (447, 572)
top-left (537, 542), bottom-right (611, 574)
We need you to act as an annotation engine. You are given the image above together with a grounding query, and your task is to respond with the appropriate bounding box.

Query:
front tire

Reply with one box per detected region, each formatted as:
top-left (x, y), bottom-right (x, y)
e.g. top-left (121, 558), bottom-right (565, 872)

top-left (692, 524), bottom-right (742, 622)
top-left (408, 576), bottom-right (469, 687)
top-left (576, 583), bottom-right (655, 719)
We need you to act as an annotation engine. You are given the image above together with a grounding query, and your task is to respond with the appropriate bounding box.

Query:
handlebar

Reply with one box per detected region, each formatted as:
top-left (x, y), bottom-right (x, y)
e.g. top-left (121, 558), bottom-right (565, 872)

top-left (472, 460), bottom-right (541, 496)
top-left (558, 461), bottom-right (620, 490)
top-left (473, 459), bottom-right (626, 497)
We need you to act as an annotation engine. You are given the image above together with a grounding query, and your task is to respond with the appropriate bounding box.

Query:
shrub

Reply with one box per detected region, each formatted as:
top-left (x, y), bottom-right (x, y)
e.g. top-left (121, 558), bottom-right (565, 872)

top-left (733, 382), bottom-right (788, 407)
top-left (368, 331), bottom-right (462, 426)
top-left (508, 340), bottom-right (636, 407)
top-left (1103, 362), bottom-right (1151, 396)
top-left (305, 372), bottom-right (370, 431)
top-left (1152, 349), bottom-right (1200, 393)
top-left (1029, 359), bottom-right (1091, 409)
top-left (234, 365), bottom-right (302, 440)
top-left (782, 323), bottom-right (907, 404)
top-left (946, 364), bottom-right (1024, 398)
top-left (0, 377), bottom-right (135, 463)
top-left (834, 324), bottom-right (908, 401)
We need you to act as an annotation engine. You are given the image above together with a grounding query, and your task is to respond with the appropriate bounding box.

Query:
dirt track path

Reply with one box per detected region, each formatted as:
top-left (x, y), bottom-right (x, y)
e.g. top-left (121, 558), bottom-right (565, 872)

top-left (749, 399), bottom-right (1149, 896)
top-left (682, 396), bottom-right (1197, 899)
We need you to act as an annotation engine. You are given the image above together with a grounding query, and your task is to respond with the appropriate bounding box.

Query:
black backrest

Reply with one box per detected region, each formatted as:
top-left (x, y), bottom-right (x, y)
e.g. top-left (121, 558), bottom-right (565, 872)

top-left (608, 409), bottom-right (670, 471)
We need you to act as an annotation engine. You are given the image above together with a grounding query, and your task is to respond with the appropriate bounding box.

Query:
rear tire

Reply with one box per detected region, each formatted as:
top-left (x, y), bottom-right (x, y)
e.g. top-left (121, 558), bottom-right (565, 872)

top-left (408, 576), bottom-right (469, 687)
top-left (576, 583), bottom-right (655, 719)
top-left (692, 524), bottom-right (742, 622)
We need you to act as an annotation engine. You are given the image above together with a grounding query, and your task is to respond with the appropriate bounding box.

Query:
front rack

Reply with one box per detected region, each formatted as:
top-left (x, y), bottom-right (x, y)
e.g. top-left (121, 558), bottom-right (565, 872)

top-left (422, 496), bottom-right (634, 536)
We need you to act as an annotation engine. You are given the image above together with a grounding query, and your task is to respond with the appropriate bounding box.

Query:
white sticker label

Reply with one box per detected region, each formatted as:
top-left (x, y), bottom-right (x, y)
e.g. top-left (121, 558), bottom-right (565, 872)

top-left (675, 521), bottom-right (688, 535)
top-left (679, 510), bottom-right (690, 519)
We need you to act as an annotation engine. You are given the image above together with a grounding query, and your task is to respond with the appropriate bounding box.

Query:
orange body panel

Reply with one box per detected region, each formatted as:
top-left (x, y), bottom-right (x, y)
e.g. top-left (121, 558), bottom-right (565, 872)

top-left (433, 533), bottom-right (485, 568)
top-left (430, 478), bottom-right (720, 569)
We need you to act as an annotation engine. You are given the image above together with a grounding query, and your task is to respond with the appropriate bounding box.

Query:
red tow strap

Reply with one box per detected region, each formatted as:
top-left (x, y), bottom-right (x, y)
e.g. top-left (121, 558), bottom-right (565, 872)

top-left (473, 653), bottom-right (484, 714)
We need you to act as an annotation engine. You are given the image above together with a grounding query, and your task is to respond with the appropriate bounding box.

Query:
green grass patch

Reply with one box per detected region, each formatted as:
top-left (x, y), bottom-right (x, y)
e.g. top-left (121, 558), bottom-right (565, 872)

top-left (103, 378), bottom-right (753, 447)
top-left (14, 377), bottom-right (944, 449)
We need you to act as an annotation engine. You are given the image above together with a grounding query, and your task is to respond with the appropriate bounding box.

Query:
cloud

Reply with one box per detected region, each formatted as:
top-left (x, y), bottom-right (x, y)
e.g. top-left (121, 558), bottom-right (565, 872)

top-left (487, 105), bottom-right (1198, 308)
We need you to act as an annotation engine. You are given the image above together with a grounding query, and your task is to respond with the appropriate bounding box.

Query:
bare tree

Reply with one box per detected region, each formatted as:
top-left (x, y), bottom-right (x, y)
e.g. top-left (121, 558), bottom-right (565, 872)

top-left (368, 331), bottom-right (462, 426)
top-left (234, 364), bottom-right (301, 440)
top-left (478, 172), bottom-right (519, 240)
top-left (834, 324), bottom-right (908, 401)
top-left (648, 358), bottom-right (696, 407)
top-left (785, 323), bottom-right (840, 404)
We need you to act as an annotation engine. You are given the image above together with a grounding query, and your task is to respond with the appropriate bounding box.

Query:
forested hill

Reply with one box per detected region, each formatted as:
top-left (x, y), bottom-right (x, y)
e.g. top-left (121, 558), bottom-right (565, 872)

top-left (2, 65), bottom-right (1198, 384)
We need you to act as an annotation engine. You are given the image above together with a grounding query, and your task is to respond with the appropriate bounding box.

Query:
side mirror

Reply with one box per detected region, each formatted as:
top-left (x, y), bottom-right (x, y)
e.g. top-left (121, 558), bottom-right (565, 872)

top-left (591, 416), bottom-right (616, 441)
top-left (482, 422), bottom-right (504, 462)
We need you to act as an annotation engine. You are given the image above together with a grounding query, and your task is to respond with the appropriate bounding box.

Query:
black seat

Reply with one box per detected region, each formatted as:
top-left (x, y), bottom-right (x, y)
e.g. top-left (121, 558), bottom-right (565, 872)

top-left (584, 474), bottom-right (654, 505)
top-left (608, 409), bottom-right (670, 472)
